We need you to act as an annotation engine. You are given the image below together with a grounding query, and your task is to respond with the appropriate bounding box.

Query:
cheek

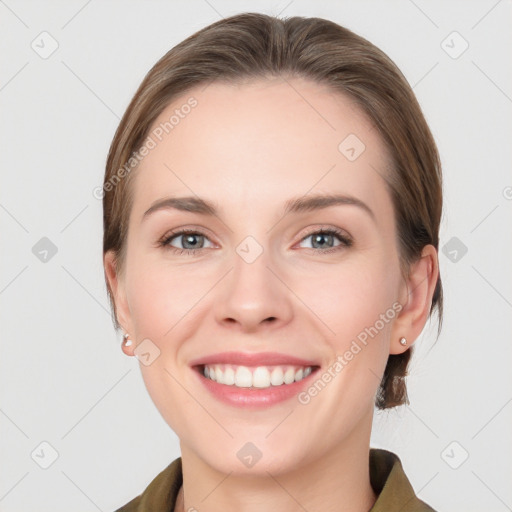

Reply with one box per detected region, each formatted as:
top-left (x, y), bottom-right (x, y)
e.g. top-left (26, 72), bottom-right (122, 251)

top-left (123, 258), bottom-right (208, 432)
top-left (299, 262), bottom-right (398, 418)
top-left (291, 258), bottom-right (399, 414)
top-left (295, 257), bottom-right (399, 349)
top-left (125, 256), bottom-right (209, 341)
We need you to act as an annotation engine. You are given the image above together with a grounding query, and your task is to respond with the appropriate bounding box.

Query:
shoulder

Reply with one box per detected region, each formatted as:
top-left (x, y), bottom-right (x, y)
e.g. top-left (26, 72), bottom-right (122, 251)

top-left (369, 448), bottom-right (437, 512)
top-left (113, 457), bottom-right (182, 512)
top-left (114, 495), bottom-right (140, 512)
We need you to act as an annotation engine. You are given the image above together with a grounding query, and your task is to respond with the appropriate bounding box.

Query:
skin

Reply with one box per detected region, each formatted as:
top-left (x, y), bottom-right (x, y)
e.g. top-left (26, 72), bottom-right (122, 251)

top-left (104, 76), bottom-right (439, 512)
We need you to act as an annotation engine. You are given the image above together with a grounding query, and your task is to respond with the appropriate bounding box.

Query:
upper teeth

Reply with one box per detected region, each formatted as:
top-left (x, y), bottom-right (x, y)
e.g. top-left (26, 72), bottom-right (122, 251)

top-left (203, 364), bottom-right (313, 388)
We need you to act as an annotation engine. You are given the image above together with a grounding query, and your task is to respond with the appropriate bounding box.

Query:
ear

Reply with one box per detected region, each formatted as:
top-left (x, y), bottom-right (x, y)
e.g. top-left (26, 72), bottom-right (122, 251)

top-left (104, 250), bottom-right (135, 355)
top-left (389, 244), bottom-right (439, 355)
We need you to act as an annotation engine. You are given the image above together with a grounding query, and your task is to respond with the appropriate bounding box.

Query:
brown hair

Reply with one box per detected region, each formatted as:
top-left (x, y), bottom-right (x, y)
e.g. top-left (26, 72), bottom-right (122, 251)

top-left (103, 13), bottom-right (443, 409)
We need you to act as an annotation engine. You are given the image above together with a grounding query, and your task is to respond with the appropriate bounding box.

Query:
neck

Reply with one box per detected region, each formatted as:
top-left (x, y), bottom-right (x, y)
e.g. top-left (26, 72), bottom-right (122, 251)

top-left (178, 407), bottom-right (377, 512)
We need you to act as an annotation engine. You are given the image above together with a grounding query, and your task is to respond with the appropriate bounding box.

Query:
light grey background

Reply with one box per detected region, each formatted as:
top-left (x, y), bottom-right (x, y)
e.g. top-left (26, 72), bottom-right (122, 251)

top-left (1, 1), bottom-right (511, 511)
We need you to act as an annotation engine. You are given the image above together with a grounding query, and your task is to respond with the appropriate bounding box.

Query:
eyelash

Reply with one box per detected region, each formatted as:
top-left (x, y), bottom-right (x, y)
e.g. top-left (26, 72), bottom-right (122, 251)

top-left (158, 227), bottom-right (353, 256)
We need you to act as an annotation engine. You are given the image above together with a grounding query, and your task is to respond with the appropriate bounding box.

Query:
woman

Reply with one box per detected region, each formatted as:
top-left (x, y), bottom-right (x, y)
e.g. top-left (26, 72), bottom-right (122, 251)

top-left (103, 12), bottom-right (442, 512)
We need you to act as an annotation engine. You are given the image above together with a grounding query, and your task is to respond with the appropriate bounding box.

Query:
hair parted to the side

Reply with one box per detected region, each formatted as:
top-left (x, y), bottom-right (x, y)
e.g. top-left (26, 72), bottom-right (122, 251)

top-left (102, 12), bottom-right (443, 410)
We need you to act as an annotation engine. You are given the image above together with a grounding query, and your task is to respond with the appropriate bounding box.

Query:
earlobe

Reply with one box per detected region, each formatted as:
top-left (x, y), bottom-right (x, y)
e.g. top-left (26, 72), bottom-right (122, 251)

top-left (121, 332), bottom-right (136, 356)
top-left (390, 245), bottom-right (439, 355)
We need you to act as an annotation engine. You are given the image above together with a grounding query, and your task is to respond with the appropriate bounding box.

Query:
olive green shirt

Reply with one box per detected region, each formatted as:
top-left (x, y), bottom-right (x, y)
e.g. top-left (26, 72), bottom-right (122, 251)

top-left (114, 448), bottom-right (436, 511)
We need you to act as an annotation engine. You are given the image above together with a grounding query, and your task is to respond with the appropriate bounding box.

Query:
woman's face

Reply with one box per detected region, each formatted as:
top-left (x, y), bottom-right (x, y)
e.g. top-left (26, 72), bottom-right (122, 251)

top-left (107, 77), bottom-right (415, 475)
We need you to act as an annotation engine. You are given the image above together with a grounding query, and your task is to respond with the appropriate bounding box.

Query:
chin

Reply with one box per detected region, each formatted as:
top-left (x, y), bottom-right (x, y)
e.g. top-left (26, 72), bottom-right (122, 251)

top-left (186, 435), bottom-right (309, 477)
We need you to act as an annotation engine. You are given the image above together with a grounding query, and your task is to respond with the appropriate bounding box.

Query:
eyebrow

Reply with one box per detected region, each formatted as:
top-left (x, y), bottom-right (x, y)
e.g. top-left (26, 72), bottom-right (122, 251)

top-left (142, 193), bottom-right (376, 222)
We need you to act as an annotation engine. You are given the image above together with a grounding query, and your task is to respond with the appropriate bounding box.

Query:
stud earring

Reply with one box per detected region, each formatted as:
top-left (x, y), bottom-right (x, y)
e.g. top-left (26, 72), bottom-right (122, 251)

top-left (122, 333), bottom-right (132, 347)
top-left (399, 337), bottom-right (407, 346)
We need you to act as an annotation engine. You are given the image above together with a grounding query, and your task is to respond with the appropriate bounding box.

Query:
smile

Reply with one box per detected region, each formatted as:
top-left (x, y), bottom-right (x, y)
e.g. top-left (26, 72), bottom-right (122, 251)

top-left (202, 364), bottom-right (313, 388)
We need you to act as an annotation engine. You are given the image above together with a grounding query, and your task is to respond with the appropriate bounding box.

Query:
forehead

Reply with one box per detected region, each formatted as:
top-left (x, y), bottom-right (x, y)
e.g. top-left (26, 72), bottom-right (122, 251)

top-left (132, 77), bottom-right (392, 220)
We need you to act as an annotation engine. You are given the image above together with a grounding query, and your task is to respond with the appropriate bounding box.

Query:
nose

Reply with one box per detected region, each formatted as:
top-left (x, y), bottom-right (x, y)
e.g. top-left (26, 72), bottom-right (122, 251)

top-left (215, 246), bottom-right (294, 333)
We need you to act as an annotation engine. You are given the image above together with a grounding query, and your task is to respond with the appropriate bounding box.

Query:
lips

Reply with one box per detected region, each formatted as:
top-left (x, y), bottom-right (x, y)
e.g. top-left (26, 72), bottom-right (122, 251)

top-left (189, 351), bottom-right (320, 407)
